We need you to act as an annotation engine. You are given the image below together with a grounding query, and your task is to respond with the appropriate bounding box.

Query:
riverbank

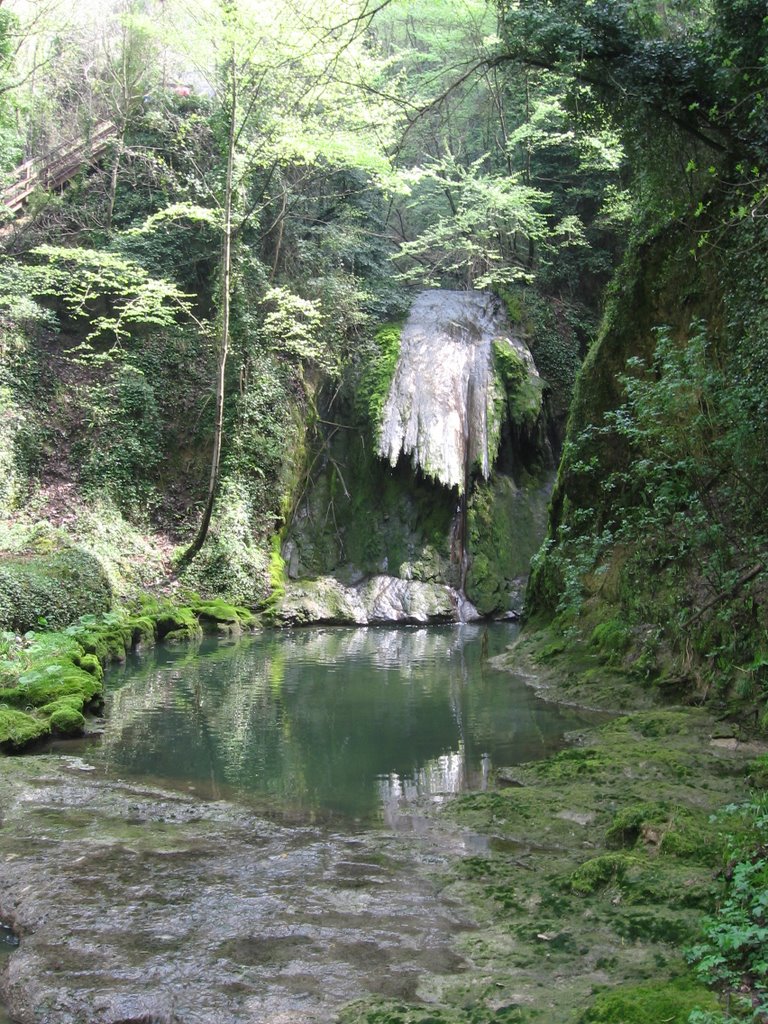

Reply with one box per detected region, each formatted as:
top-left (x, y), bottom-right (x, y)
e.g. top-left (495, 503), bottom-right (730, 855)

top-left (0, 599), bottom-right (257, 752)
top-left (339, 634), bottom-right (768, 1024)
top-left (0, 626), bottom-right (765, 1023)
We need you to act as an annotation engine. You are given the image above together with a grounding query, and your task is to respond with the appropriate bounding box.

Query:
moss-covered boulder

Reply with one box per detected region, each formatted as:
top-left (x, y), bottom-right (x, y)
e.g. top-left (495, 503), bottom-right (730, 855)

top-left (48, 704), bottom-right (86, 735)
top-left (155, 606), bottom-right (203, 643)
top-left (0, 548), bottom-right (112, 633)
top-left (189, 599), bottom-right (257, 635)
top-left (0, 707), bottom-right (50, 749)
top-left (576, 980), bottom-right (718, 1023)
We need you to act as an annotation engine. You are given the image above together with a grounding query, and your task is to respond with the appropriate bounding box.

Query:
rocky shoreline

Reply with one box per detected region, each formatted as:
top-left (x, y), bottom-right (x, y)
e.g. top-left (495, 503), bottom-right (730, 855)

top-left (0, 636), bottom-right (765, 1024)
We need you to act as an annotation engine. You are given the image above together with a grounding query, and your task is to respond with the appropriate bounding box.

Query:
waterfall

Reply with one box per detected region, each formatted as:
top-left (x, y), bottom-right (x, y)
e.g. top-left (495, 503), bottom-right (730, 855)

top-left (378, 289), bottom-right (521, 491)
top-left (278, 288), bottom-right (547, 627)
top-left (376, 289), bottom-right (542, 620)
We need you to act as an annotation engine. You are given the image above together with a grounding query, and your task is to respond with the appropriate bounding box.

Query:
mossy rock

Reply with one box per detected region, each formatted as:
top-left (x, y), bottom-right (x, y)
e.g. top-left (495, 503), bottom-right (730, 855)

top-left (19, 666), bottom-right (101, 708)
top-left (155, 607), bottom-right (202, 642)
top-left (0, 707), bottom-right (49, 748)
top-left (126, 615), bottom-right (157, 647)
top-left (570, 854), bottom-right (635, 895)
top-left (75, 653), bottom-right (103, 680)
top-left (493, 339), bottom-right (545, 429)
top-left (190, 599), bottom-right (256, 630)
top-left (0, 685), bottom-right (29, 707)
top-left (533, 747), bottom-right (608, 781)
top-left (605, 803), bottom-right (667, 849)
top-left (610, 711), bottom-right (693, 738)
top-left (355, 321), bottom-right (403, 439)
top-left (39, 694), bottom-right (86, 715)
top-left (48, 704), bottom-right (86, 735)
top-left (0, 548), bottom-right (112, 633)
top-left (75, 626), bottom-right (132, 662)
top-left (747, 753), bottom-right (768, 789)
top-left (576, 979), bottom-right (718, 1023)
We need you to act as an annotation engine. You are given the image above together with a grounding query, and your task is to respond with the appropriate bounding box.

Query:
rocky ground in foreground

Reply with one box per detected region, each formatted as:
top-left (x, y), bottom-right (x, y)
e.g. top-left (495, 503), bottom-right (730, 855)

top-left (0, 755), bottom-right (471, 1024)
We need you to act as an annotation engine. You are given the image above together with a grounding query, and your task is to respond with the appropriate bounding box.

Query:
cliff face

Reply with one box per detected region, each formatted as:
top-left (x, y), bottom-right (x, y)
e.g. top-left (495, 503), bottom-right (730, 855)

top-left (278, 289), bottom-right (554, 624)
top-left (526, 210), bottom-right (768, 716)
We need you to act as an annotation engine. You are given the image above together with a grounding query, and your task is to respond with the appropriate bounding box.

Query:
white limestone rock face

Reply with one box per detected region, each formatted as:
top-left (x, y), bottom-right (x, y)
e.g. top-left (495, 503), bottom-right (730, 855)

top-left (278, 575), bottom-right (480, 625)
top-left (377, 289), bottom-right (539, 492)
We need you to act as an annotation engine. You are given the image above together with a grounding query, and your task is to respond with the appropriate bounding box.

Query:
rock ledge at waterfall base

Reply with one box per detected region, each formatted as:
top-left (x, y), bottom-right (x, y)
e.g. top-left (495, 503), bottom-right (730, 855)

top-left (277, 575), bottom-right (482, 625)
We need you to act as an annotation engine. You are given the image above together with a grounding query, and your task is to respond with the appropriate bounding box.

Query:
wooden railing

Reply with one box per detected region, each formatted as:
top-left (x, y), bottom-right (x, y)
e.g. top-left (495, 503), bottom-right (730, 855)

top-left (2, 121), bottom-right (117, 213)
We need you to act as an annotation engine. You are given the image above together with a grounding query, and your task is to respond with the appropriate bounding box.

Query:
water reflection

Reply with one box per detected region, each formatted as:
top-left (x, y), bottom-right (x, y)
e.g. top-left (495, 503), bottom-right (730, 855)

top-left (96, 625), bottom-right (598, 824)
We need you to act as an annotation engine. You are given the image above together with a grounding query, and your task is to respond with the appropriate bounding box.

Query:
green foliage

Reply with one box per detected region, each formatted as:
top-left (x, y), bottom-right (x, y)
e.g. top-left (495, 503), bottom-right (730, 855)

top-left (499, 286), bottom-right (585, 423)
top-left (75, 365), bottom-right (163, 512)
top-left (590, 619), bottom-right (631, 663)
top-left (0, 260), bottom-right (59, 512)
top-left (687, 798), bottom-right (768, 1022)
top-left (395, 155), bottom-right (549, 289)
top-left (747, 755), bottom-right (768, 791)
top-left (496, 0), bottom-right (767, 228)
top-left (29, 245), bottom-right (197, 346)
top-left (530, 253), bottom-right (768, 703)
top-left (257, 287), bottom-right (330, 368)
top-left (224, 351), bottom-right (295, 532)
top-left (0, 707), bottom-right (49, 749)
top-left (264, 535), bottom-right (287, 618)
top-left (178, 478), bottom-right (270, 606)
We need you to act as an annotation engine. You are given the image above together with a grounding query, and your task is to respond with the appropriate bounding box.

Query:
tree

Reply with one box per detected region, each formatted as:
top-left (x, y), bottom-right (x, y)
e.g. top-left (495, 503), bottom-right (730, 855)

top-left (169, 0), bottom-right (403, 560)
top-left (394, 152), bottom-right (548, 288)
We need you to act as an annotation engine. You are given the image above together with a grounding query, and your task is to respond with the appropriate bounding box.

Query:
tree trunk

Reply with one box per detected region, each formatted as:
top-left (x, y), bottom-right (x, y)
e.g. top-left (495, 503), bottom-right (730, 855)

top-left (180, 61), bottom-right (237, 564)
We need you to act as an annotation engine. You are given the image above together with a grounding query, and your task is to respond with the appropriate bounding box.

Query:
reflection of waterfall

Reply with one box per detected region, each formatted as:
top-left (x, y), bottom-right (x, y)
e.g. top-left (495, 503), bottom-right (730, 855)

top-left (378, 290), bottom-right (503, 491)
top-left (97, 624), bottom-right (601, 823)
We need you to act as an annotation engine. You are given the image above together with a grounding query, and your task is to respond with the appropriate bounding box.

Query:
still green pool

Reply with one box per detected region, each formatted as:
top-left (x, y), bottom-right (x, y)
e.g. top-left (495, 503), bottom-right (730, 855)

top-left (94, 624), bottom-right (598, 824)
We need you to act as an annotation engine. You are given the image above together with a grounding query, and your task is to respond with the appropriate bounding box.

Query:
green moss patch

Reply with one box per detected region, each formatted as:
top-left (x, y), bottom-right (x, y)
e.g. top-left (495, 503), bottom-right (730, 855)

top-left (355, 322), bottom-right (402, 440)
top-left (492, 339), bottom-right (544, 430)
top-left (422, 701), bottom-right (758, 1024)
top-left (0, 596), bottom-right (258, 752)
top-left (48, 704), bottom-right (86, 734)
top-left (0, 707), bottom-right (50, 748)
top-left (570, 853), bottom-right (634, 895)
top-left (590, 619), bottom-right (631, 663)
top-left (340, 1000), bottom-right (529, 1024)
top-left (189, 598), bottom-right (257, 632)
top-left (747, 753), bottom-right (768, 789)
top-left (154, 606), bottom-right (204, 643)
top-left (0, 548), bottom-right (112, 633)
top-left (576, 980), bottom-right (718, 1023)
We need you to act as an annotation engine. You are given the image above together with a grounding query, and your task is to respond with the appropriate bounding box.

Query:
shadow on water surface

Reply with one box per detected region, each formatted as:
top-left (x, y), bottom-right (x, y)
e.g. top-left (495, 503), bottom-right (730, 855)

top-left (63, 624), bottom-right (604, 826)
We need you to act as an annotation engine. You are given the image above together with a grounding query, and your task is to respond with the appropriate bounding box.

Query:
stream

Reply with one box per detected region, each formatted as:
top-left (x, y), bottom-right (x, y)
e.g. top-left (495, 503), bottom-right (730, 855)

top-left (0, 625), bottom-right (604, 1024)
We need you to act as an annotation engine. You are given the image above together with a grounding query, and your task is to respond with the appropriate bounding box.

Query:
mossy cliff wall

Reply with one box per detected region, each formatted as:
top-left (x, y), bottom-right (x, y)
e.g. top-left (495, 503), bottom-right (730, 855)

top-left (280, 292), bottom-right (557, 621)
top-left (526, 210), bottom-right (768, 717)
